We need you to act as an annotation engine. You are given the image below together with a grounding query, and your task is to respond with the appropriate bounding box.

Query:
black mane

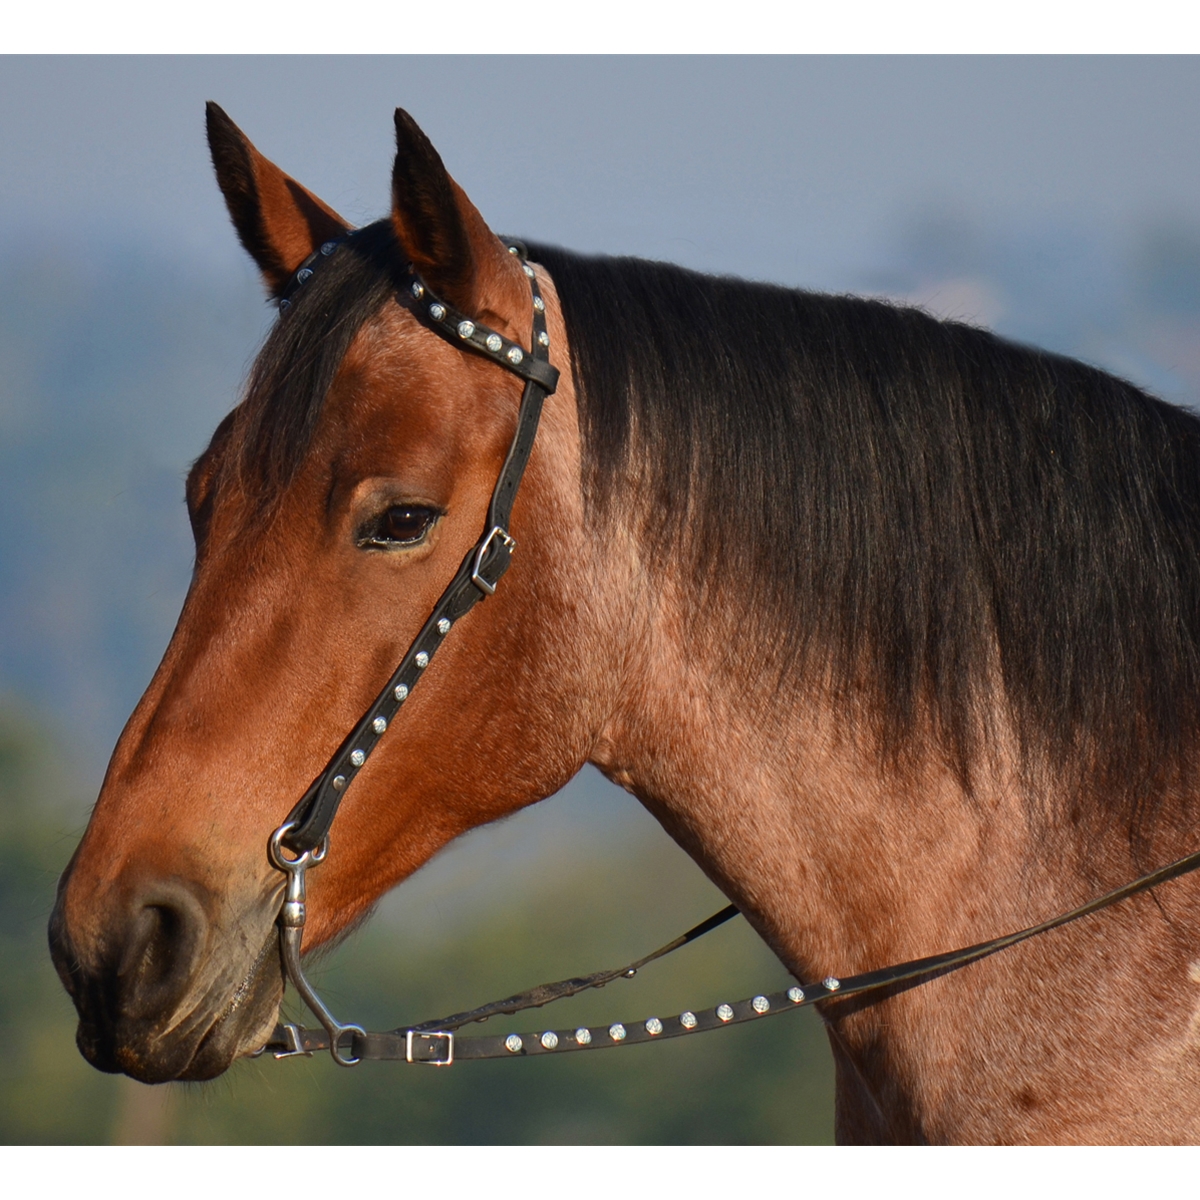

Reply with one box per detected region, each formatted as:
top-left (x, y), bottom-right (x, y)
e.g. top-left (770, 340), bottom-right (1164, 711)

top-left (229, 226), bottom-right (1200, 819)
top-left (530, 242), bottom-right (1200, 814)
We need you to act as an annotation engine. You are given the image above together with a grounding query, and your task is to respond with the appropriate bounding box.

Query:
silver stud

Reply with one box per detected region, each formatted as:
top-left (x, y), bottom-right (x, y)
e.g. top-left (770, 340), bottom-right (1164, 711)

top-left (428, 303), bottom-right (446, 321)
top-left (608, 1023), bottom-right (626, 1041)
top-left (533, 296), bottom-right (545, 312)
top-left (320, 242), bottom-right (338, 255)
top-left (787, 986), bottom-right (805, 1004)
top-left (508, 245), bottom-right (521, 256)
top-left (823, 976), bottom-right (841, 992)
top-left (279, 299), bottom-right (291, 313)
top-left (296, 268), bottom-right (313, 284)
top-left (506, 346), bottom-right (524, 365)
top-left (540, 1031), bottom-right (559, 1050)
top-left (537, 331), bottom-right (550, 347)
top-left (751, 995), bottom-right (770, 1014)
top-left (486, 333), bottom-right (503, 353)
top-left (679, 1011), bottom-right (697, 1029)
top-left (574, 1027), bottom-right (592, 1045)
top-left (644, 1017), bottom-right (663, 1036)
top-left (394, 683), bottom-right (409, 702)
top-left (523, 263), bottom-right (535, 278)
top-left (504, 1034), bottom-right (523, 1053)
top-left (716, 1004), bottom-right (734, 1022)
top-left (457, 320), bottom-right (475, 339)
top-left (331, 774), bottom-right (346, 791)
top-left (350, 749), bottom-right (365, 767)
top-left (372, 716), bottom-right (387, 735)
top-left (410, 281), bottom-right (424, 299)
top-left (415, 651), bottom-right (429, 669)
top-left (436, 618), bottom-right (451, 635)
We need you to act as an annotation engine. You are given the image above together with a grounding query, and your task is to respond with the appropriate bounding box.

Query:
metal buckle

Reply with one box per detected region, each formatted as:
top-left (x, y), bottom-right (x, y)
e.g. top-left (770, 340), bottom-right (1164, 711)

top-left (406, 1029), bottom-right (455, 1066)
top-left (272, 1022), bottom-right (313, 1059)
top-left (470, 526), bottom-right (515, 596)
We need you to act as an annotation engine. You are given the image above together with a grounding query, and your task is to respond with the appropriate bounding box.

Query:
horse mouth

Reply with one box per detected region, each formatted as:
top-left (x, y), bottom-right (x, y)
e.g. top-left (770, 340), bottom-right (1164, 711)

top-left (73, 925), bottom-right (286, 1084)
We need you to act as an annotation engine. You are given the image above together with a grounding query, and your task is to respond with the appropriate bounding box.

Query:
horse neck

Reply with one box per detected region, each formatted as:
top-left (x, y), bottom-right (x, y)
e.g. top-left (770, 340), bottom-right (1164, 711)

top-left (587, 567), bottom-right (1200, 1143)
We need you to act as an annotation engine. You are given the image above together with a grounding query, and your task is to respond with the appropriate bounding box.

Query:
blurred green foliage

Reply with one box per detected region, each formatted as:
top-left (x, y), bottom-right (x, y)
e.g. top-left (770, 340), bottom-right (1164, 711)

top-left (0, 701), bottom-right (835, 1144)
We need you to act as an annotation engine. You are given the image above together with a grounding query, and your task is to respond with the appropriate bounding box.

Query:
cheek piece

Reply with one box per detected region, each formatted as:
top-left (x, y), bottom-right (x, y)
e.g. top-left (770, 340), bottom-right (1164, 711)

top-left (265, 236), bottom-right (556, 1065)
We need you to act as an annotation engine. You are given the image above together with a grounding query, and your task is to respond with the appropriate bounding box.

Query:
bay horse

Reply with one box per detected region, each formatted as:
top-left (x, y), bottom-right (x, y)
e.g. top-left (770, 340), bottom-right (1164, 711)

top-left (48, 103), bottom-right (1200, 1144)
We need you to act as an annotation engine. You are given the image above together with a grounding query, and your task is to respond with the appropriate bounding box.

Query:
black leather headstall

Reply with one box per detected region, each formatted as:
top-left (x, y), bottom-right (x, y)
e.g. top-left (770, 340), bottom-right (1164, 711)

top-left (277, 238), bottom-right (557, 856)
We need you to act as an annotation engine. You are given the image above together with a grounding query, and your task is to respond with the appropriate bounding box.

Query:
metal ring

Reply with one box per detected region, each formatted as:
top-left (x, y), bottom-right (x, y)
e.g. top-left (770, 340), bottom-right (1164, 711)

top-left (267, 822), bottom-right (328, 871)
top-left (330, 1025), bottom-right (366, 1067)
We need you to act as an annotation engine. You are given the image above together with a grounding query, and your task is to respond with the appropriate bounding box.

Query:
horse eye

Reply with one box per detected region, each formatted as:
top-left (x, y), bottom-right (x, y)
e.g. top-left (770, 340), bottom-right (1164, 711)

top-left (359, 505), bottom-right (439, 548)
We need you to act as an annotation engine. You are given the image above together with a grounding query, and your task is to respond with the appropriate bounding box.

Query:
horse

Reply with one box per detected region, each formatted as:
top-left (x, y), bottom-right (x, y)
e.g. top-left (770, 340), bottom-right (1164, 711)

top-left (47, 101), bottom-right (1200, 1144)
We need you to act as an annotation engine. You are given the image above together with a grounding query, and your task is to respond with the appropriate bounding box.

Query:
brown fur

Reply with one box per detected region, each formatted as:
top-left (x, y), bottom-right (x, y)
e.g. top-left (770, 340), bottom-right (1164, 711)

top-left (49, 110), bottom-right (1200, 1142)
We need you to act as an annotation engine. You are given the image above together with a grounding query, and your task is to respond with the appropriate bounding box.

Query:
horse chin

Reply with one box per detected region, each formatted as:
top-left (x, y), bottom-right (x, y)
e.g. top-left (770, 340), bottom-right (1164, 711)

top-left (74, 929), bottom-right (286, 1085)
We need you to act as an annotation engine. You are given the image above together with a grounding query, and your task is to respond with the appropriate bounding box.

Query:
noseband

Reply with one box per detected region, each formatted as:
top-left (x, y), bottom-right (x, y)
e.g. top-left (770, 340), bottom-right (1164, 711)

top-left (260, 238), bottom-right (1200, 1071)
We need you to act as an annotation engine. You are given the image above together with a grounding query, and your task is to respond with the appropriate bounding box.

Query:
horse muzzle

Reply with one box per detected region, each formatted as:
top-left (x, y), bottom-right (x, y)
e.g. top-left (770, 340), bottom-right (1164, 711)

top-left (47, 872), bottom-right (283, 1082)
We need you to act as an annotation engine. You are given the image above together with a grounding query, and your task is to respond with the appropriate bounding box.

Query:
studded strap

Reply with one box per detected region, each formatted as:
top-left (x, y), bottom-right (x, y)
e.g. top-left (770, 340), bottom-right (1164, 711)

top-left (280, 240), bottom-right (558, 855)
top-left (260, 842), bottom-right (1200, 1063)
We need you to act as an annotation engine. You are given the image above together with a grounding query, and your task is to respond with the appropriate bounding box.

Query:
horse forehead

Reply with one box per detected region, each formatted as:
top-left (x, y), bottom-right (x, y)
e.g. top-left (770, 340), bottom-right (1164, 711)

top-left (333, 302), bottom-right (499, 428)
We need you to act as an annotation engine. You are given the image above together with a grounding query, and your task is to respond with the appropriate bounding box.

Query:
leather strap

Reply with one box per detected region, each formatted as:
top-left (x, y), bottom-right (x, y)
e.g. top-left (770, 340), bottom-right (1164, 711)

top-left (407, 904), bottom-right (740, 1034)
top-left (260, 843), bottom-right (1200, 1063)
top-left (280, 242), bottom-right (557, 854)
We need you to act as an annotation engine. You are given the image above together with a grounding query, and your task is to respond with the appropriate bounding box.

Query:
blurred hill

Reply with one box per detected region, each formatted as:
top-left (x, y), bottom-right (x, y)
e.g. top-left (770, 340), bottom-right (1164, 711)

top-left (2, 212), bottom-right (1200, 1143)
top-left (0, 244), bottom-right (270, 769)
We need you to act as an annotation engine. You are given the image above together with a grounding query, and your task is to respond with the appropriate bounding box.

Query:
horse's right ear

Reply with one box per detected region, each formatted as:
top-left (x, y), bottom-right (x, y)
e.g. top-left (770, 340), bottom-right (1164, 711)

top-left (205, 102), bottom-right (349, 296)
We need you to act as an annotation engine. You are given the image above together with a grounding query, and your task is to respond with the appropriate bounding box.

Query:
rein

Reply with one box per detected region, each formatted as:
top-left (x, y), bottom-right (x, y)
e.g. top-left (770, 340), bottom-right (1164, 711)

top-left (258, 237), bottom-right (1200, 1069)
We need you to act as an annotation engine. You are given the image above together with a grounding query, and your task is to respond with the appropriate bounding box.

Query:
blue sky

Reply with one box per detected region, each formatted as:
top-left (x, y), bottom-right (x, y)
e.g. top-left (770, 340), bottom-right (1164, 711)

top-left (5, 55), bottom-right (1200, 784)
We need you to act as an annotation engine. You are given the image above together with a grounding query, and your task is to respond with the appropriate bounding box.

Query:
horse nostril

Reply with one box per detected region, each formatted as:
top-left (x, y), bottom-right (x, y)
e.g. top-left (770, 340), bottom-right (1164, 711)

top-left (115, 883), bottom-right (209, 1021)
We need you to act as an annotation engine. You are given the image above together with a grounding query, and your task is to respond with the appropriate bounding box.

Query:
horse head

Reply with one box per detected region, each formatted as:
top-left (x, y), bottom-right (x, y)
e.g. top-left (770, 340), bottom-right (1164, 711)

top-left (48, 105), bottom-right (613, 1082)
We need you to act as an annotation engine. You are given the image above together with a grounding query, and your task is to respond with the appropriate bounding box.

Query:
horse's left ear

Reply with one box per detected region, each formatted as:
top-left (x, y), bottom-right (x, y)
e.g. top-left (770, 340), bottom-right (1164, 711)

top-left (391, 108), bottom-right (527, 325)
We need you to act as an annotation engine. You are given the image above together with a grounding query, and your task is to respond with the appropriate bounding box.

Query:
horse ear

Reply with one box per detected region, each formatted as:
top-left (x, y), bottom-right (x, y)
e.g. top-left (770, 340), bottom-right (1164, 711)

top-left (205, 102), bottom-right (349, 296)
top-left (391, 108), bottom-right (525, 322)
